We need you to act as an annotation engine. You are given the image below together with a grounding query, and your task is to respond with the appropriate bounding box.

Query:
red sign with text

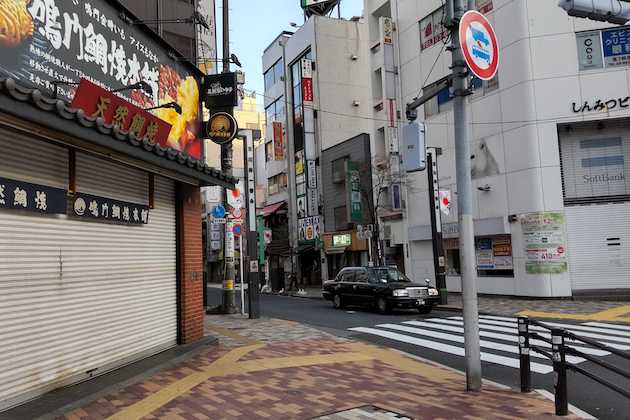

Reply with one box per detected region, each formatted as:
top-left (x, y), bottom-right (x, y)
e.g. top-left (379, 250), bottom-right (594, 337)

top-left (71, 79), bottom-right (172, 147)
top-left (302, 78), bottom-right (314, 103)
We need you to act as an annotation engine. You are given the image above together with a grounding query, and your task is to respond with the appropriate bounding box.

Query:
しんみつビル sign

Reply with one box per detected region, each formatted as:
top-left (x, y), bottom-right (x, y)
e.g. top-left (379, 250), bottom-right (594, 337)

top-left (71, 79), bottom-right (171, 146)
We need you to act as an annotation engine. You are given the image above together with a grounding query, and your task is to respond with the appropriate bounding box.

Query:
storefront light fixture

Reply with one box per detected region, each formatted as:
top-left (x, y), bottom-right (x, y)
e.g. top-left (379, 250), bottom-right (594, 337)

top-left (111, 81), bottom-right (153, 96)
top-left (144, 102), bottom-right (182, 115)
top-left (121, 11), bottom-right (210, 30)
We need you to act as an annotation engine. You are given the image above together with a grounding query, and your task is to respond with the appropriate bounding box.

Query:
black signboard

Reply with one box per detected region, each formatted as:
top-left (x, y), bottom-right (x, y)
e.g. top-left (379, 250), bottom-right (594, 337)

top-left (72, 192), bottom-right (149, 225)
top-left (0, 176), bottom-right (67, 215)
top-left (202, 72), bottom-right (238, 108)
top-left (0, 0), bottom-right (204, 159)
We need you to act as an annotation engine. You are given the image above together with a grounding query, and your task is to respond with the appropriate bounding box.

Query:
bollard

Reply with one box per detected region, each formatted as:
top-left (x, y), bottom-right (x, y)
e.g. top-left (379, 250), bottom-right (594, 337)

top-left (552, 328), bottom-right (568, 416)
top-left (517, 317), bottom-right (531, 393)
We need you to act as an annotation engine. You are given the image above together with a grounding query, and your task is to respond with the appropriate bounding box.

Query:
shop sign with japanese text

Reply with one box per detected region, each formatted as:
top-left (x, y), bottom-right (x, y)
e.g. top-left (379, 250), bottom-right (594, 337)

top-left (0, 176), bottom-right (66, 215)
top-left (0, 0), bottom-right (203, 159)
top-left (273, 121), bottom-right (284, 161)
top-left (202, 72), bottom-right (237, 108)
top-left (346, 161), bottom-right (362, 223)
top-left (602, 27), bottom-right (630, 68)
top-left (72, 192), bottom-right (149, 225)
top-left (71, 79), bottom-right (171, 145)
top-left (206, 112), bottom-right (238, 145)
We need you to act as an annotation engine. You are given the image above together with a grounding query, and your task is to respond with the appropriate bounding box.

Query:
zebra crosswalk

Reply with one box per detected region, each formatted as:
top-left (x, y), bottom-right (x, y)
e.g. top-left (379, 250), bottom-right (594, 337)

top-left (348, 315), bottom-right (630, 374)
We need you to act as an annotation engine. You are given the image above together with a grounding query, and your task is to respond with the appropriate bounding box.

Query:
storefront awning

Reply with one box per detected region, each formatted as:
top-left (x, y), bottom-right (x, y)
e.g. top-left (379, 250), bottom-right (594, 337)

top-left (325, 246), bottom-right (347, 255)
top-left (0, 78), bottom-right (237, 189)
top-left (259, 201), bottom-right (287, 217)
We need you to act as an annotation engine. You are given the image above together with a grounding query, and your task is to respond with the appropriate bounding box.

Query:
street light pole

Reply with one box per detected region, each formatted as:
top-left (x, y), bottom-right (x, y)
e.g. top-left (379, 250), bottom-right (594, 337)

top-left (220, 0), bottom-right (237, 314)
top-left (450, 0), bottom-right (482, 391)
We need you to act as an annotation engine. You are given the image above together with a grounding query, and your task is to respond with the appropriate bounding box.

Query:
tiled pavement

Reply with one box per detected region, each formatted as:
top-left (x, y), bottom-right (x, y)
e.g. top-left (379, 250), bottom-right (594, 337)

top-left (56, 315), bottom-right (581, 419)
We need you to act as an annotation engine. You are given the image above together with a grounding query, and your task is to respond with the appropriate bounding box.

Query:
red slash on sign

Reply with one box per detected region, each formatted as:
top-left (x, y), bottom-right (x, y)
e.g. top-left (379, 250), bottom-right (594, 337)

top-left (459, 11), bottom-right (499, 81)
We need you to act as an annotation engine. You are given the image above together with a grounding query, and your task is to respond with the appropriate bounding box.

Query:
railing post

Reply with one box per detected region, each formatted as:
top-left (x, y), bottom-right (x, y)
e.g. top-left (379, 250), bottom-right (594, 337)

top-left (517, 316), bottom-right (531, 393)
top-left (552, 328), bottom-right (569, 416)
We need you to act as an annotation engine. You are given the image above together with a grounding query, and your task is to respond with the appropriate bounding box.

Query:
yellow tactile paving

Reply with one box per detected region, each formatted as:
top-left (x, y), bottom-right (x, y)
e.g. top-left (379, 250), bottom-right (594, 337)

top-left (518, 305), bottom-right (630, 323)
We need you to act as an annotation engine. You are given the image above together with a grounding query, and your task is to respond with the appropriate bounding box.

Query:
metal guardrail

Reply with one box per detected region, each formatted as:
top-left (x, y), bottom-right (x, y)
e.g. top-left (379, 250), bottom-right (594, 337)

top-left (517, 316), bottom-right (630, 416)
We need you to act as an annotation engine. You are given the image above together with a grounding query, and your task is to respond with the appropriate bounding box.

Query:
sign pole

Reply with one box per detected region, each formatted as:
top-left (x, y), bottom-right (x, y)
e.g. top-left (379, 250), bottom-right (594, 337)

top-left (427, 150), bottom-right (447, 305)
top-left (239, 233), bottom-right (245, 314)
top-left (451, 0), bottom-right (482, 391)
top-left (367, 234), bottom-right (373, 266)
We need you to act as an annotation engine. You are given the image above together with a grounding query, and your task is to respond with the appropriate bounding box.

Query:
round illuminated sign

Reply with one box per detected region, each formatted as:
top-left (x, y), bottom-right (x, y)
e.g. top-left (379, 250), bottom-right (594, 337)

top-left (207, 112), bottom-right (238, 145)
top-left (459, 11), bottom-right (499, 81)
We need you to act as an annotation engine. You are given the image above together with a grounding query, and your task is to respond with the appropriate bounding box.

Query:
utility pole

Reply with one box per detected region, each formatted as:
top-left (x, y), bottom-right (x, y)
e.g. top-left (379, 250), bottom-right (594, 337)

top-left (426, 148), bottom-right (447, 305)
top-left (220, 0), bottom-right (237, 314)
top-left (450, 0), bottom-right (482, 390)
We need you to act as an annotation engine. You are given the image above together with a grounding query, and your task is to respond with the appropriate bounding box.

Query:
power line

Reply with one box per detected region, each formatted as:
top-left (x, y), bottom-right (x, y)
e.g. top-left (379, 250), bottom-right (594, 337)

top-left (243, 87), bottom-right (628, 128)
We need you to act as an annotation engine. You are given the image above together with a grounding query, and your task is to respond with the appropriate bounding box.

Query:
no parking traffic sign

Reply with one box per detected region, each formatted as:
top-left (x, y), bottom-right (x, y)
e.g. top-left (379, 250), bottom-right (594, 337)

top-left (459, 11), bottom-right (499, 81)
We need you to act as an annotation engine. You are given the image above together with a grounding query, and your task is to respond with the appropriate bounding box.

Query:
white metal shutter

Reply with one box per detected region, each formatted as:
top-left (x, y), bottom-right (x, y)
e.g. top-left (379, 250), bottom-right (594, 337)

top-left (0, 140), bottom-right (177, 410)
top-left (566, 202), bottom-right (630, 290)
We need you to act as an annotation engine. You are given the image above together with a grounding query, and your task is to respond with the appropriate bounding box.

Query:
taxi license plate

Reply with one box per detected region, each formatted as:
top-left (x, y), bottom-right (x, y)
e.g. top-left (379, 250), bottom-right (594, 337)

top-left (417, 299), bottom-right (425, 305)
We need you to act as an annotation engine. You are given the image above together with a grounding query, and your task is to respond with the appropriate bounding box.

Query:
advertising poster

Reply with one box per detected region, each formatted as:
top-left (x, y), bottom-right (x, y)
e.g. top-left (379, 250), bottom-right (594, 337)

top-left (273, 121), bottom-right (284, 161)
top-left (522, 212), bottom-right (568, 274)
top-left (476, 238), bottom-right (494, 269)
top-left (0, 0), bottom-right (202, 159)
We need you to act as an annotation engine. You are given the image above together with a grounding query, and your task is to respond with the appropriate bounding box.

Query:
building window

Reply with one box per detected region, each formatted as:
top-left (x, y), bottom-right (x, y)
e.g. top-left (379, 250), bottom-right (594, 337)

top-left (334, 205), bottom-right (348, 230)
top-left (559, 130), bottom-right (630, 204)
top-left (290, 50), bottom-right (313, 153)
top-left (265, 141), bottom-right (273, 162)
top-left (264, 58), bottom-right (284, 91)
top-left (264, 96), bottom-right (285, 124)
top-left (268, 173), bottom-right (288, 195)
top-left (423, 78), bottom-right (451, 118)
top-left (444, 235), bottom-right (513, 277)
top-left (420, 2), bottom-right (493, 51)
top-left (332, 157), bottom-right (348, 184)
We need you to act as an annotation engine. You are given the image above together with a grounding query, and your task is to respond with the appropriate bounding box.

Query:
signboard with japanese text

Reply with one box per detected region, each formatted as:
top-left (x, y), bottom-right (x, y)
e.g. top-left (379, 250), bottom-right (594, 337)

top-left (307, 188), bottom-right (318, 217)
top-left (307, 160), bottom-right (317, 189)
top-left (0, 0), bottom-right (203, 159)
top-left (202, 72), bottom-right (237, 108)
top-left (302, 78), bottom-right (314, 104)
top-left (71, 79), bottom-right (171, 145)
top-left (72, 192), bottom-right (149, 225)
top-left (332, 233), bottom-right (351, 247)
top-left (346, 161), bottom-right (363, 224)
top-left (522, 212), bottom-right (568, 274)
top-left (0, 176), bottom-right (66, 215)
top-left (273, 121), bottom-right (284, 161)
top-left (602, 27), bottom-right (630, 68)
top-left (206, 112), bottom-right (238, 145)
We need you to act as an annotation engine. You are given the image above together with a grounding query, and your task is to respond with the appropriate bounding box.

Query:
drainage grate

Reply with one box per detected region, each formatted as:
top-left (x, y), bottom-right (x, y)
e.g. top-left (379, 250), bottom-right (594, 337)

top-left (313, 405), bottom-right (412, 420)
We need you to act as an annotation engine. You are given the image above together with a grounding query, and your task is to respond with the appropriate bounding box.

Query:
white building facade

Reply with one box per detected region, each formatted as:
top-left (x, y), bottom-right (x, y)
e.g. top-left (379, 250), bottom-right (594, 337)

top-left (365, 0), bottom-right (630, 297)
top-left (262, 15), bottom-right (380, 285)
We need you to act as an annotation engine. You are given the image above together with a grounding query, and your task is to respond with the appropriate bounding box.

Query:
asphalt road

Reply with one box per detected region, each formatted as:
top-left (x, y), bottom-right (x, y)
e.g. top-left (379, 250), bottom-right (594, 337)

top-left (207, 288), bottom-right (630, 419)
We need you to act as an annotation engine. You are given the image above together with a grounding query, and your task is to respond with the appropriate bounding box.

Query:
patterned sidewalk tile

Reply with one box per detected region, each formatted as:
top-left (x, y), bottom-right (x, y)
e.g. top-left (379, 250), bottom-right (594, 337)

top-left (58, 333), bottom-right (578, 420)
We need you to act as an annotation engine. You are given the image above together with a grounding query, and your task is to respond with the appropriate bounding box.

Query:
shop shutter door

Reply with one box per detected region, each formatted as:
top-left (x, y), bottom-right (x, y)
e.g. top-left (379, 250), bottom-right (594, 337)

top-left (0, 139), bottom-right (177, 410)
top-left (566, 202), bottom-right (630, 291)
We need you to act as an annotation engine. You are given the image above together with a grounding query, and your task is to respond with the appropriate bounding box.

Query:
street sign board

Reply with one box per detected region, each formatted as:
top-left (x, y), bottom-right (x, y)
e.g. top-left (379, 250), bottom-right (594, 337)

top-left (232, 224), bottom-right (242, 236)
top-left (459, 11), bottom-right (499, 81)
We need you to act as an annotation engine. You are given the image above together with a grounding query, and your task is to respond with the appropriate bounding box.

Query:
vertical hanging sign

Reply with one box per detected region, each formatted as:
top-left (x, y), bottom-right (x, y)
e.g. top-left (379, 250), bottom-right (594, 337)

top-left (301, 58), bottom-right (314, 104)
top-left (346, 161), bottom-right (363, 223)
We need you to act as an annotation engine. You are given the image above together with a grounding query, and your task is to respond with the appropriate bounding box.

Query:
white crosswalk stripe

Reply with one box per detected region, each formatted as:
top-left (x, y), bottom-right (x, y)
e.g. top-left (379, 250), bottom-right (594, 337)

top-left (348, 315), bottom-right (629, 375)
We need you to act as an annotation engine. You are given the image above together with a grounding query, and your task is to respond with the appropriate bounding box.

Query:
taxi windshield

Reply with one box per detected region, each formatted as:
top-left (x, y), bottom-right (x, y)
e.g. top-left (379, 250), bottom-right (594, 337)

top-left (369, 268), bottom-right (411, 283)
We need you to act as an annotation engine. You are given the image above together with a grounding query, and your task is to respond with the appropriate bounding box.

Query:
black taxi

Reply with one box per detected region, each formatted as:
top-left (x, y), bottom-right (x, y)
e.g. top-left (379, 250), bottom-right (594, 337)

top-left (322, 266), bottom-right (440, 314)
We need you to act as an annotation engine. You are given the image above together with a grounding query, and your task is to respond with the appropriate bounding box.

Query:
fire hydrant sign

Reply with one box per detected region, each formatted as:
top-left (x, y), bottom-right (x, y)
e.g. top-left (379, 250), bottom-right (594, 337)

top-left (459, 11), bottom-right (499, 81)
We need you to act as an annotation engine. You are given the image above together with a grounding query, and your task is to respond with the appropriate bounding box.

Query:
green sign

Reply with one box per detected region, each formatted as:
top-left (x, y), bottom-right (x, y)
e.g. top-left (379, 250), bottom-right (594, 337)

top-left (346, 161), bottom-right (363, 223)
top-left (333, 233), bottom-right (352, 247)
